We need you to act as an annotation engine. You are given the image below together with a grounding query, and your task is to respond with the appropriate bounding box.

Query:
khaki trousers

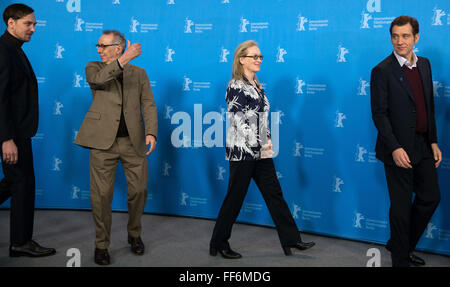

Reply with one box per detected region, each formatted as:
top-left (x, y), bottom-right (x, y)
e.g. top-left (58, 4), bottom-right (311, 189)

top-left (89, 137), bottom-right (148, 249)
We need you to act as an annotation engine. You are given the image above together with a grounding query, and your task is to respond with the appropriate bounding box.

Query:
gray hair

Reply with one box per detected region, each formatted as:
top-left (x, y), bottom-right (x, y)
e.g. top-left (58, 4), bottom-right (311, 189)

top-left (102, 30), bottom-right (126, 53)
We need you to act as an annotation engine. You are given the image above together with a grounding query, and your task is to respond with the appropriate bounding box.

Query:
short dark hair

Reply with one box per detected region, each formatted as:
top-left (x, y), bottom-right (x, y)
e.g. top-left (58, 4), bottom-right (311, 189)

top-left (390, 15), bottom-right (419, 35)
top-left (3, 3), bottom-right (34, 25)
top-left (102, 30), bottom-right (126, 54)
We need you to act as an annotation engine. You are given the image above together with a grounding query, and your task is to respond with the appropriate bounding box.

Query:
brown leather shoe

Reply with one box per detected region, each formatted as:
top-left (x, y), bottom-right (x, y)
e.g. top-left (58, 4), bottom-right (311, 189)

top-left (94, 248), bottom-right (110, 265)
top-left (128, 235), bottom-right (145, 255)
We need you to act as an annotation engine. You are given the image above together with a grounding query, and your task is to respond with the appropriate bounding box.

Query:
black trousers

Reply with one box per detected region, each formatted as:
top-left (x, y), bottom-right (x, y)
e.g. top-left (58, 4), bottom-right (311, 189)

top-left (384, 133), bottom-right (440, 267)
top-left (0, 138), bottom-right (35, 245)
top-left (210, 158), bottom-right (300, 250)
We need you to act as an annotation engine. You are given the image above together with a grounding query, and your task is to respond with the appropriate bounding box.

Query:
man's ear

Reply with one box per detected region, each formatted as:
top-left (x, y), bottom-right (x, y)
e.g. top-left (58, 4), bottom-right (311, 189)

top-left (117, 45), bottom-right (124, 55)
top-left (7, 18), bottom-right (15, 29)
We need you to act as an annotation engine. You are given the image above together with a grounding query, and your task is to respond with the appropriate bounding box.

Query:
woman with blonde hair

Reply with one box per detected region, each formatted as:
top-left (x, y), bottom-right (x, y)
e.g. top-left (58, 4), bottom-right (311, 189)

top-left (209, 40), bottom-right (314, 258)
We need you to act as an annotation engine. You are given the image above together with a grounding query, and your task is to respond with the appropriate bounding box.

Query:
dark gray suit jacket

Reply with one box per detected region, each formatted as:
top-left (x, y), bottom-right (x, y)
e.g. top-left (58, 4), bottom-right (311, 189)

top-left (0, 32), bottom-right (38, 143)
top-left (370, 53), bottom-right (437, 165)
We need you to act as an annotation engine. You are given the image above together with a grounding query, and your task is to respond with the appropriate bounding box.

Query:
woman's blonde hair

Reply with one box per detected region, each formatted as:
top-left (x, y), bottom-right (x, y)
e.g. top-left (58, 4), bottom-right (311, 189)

top-left (231, 40), bottom-right (260, 85)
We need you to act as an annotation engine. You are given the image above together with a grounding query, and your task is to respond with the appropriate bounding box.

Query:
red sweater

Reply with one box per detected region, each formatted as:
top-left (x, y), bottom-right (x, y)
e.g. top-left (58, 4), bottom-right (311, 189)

top-left (402, 65), bottom-right (428, 133)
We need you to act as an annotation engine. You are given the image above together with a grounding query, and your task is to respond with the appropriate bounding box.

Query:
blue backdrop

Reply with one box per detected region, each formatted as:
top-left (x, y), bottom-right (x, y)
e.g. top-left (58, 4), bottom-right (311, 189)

top-left (1, 0), bottom-right (449, 255)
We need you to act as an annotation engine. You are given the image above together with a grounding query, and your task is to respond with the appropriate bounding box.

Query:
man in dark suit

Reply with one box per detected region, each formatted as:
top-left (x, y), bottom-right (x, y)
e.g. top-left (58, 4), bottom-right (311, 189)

top-left (0, 3), bottom-right (55, 257)
top-left (370, 15), bottom-right (441, 267)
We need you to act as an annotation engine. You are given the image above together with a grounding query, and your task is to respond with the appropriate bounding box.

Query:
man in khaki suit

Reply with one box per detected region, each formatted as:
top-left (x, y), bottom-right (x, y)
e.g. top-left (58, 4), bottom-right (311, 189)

top-left (74, 30), bottom-right (157, 265)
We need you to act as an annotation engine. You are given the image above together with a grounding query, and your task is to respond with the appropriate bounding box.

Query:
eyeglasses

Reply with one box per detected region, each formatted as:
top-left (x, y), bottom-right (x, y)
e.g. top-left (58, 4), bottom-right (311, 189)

top-left (96, 43), bottom-right (120, 49)
top-left (244, 55), bottom-right (264, 60)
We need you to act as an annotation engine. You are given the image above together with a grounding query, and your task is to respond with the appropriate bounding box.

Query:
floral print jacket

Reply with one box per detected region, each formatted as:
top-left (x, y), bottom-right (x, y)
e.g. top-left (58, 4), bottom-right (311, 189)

top-left (225, 77), bottom-right (271, 161)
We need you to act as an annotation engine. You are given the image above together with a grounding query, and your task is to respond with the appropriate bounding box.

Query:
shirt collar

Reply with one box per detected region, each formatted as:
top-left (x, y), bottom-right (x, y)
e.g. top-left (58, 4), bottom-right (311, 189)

top-left (393, 50), bottom-right (418, 69)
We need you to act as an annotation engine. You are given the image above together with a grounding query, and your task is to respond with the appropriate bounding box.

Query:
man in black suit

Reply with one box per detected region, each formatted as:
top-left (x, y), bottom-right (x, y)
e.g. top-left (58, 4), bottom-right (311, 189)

top-left (370, 15), bottom-right (441, 267)
top-left (0, 3), bottom-right (55, 257)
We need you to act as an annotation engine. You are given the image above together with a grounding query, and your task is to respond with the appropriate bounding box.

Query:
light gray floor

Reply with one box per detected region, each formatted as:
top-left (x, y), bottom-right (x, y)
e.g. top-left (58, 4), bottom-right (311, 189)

top-left (0, 209), bottom-right (449, 267)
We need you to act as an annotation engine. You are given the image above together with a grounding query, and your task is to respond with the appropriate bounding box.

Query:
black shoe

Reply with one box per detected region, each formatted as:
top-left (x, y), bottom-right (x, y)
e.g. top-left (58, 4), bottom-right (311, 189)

top-left (283, 241), bottom-right (315, 255)
top-left (210, 246), bottom-right (242, 259)
top-left (94, 248), bottom-right (110, 265)
top-left (9, 240), bottom-right (56, 257)
top-left (128, 235), bottom-right (145, 255)
top-left (409, 253), bottom-right (425, 266)
top-left (385, 244), bottom-right (391, 252)
top-left (386, 243), bottom-right (425, 266)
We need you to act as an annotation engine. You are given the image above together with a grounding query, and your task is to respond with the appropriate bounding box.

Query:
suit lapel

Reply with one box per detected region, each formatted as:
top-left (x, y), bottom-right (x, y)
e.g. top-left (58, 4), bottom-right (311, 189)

top-left (389, 53), bottom-right (415, 103)
top-left (417, 58), bottom-right (431, 108)
top-left (104, 61), bottom-right (123, 104)
top-left (122, 65), bottom-right (133, 106)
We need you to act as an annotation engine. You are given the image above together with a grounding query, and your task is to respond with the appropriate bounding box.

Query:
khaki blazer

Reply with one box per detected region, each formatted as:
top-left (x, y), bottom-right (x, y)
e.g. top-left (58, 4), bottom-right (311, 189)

top-left (74, 60), bottom-right (157, 156)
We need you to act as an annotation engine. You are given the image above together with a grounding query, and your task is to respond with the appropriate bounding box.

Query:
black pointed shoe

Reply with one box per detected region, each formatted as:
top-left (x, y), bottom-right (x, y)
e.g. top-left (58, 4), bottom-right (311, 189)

top-left (128, 235), bottom-right (145, 255)
top-left (9, 240), bottom-right (56, 257)
top-left (283, 241), bottom-right (315, 255)
top-left (94, 248), bottom-right (110, 265)
top-left (409, 253), bottom-right (425, 266)
top-left (209, 246), bottom-right (242, 259)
